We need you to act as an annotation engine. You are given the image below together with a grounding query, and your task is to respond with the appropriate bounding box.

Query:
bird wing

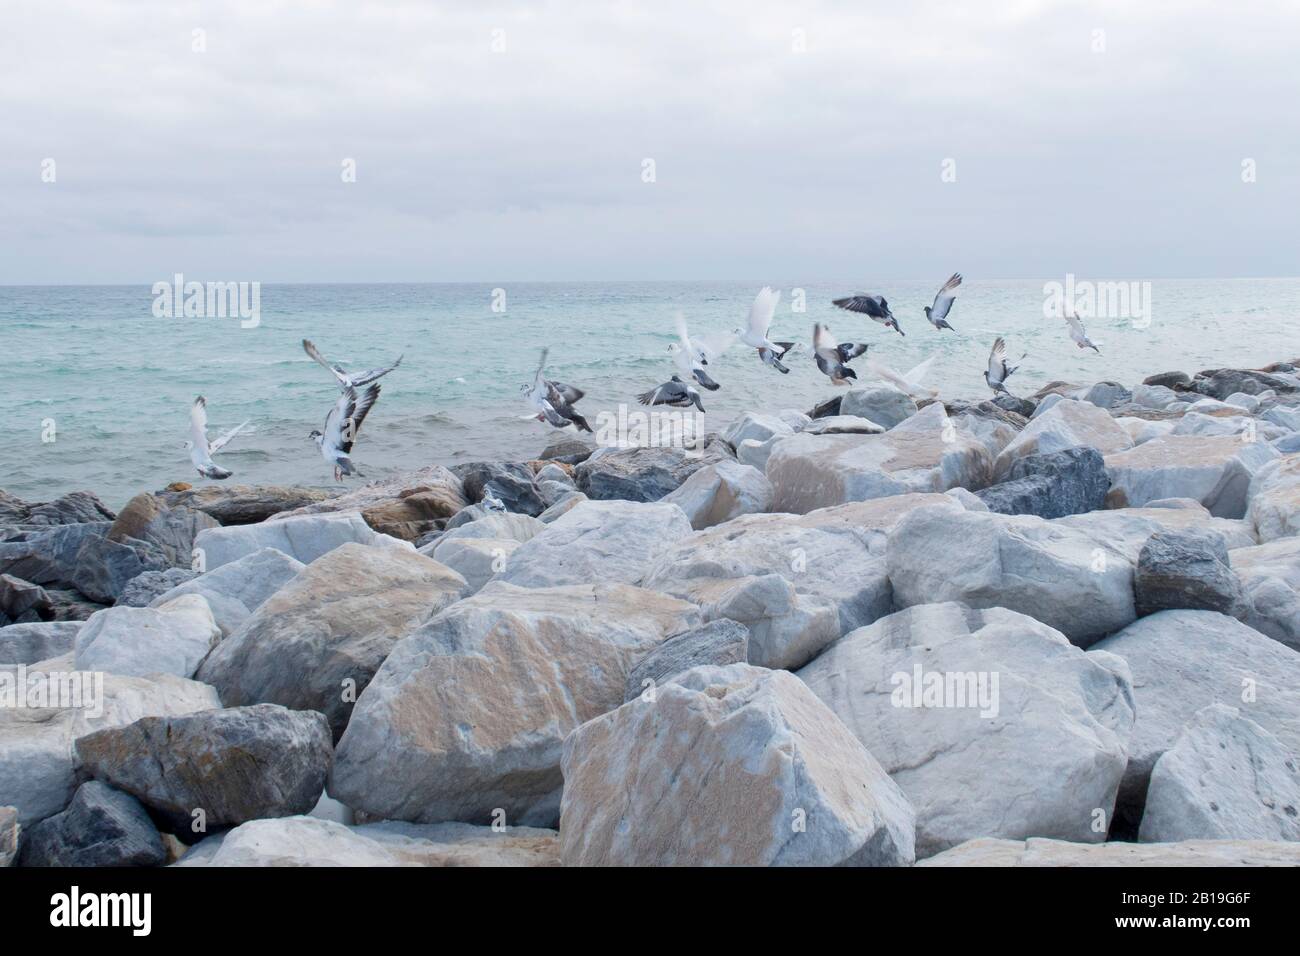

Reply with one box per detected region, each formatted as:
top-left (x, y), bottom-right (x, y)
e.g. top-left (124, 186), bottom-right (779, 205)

top-left (747, 287), bottom-right (781, 338)
top-left (673, 312), bottom-right (695, 353)
top-left (190, 397), bottom-right (211, 449)
top-left (988, 337), bottom-right (1008, 379)
top-left (838, 343), bottom-right (869, 361)
top-left (550, 381), bottom-right (584, 405)
top-left (303, 339), bottom-right (349, 385)
top-left (813, 323), bottom-right (839, 361)
top-left (903, 354), bottom-right (937, 385)
top-left (832, 295), bottom-right (885, 318)
top-left (208, 419), bottom-right (250, 454)
top-left (339, 384), bottom-right (381, 453)
top-left (349, 354), bottom-right (403, 387)
top-left (1063, 312), bottom-right (1087, 341)
top-left (693, 330), bottom-right (737, 364)
top-left (931, 272), bottom-right (962, 319)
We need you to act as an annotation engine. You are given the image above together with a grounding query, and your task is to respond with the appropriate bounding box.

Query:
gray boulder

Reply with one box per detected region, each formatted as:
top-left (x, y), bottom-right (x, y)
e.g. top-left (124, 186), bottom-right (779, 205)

top-left (1143, 371), bottom-right (1192, 390)
top-left (1077, 381), bottom-right (1132, 409)
top-left (0, 621), bottom-right (81, 666)
top-left (74, 594), bottom-right (221, 679)
top-left (1230, 536), bottom-right (1300, 650)
top-left (158, 484), bottom-right (339, 525)
top-left (0, 573), bottom-right (53, 623)
top-left (839, 386), bottom-right (917, 429)
top-left (623, 619), bottom-right (749, 702)
top-left (192, 512), bottom-right (398, 570)
top-left (18, 781), bottom-right (165, 867)
top-left (539, 436), bottom-right (595, 465)
top-left (0, 522), bottom-right (110, 590)
top-left (451, 462), bottom-right (547, 516)
top-left (116, 568), bottom-right (198, 607)
top-left (1190, 368), bottom-right (1297, 400)
top-left (575, 444), bottom-right (728, 503)
top-left (975, 446), bottom-right (1109, 518)
top-left (661, 459), bottom-right (772, 529)
top-left (148, 547), bottom-right (305, 637)
top-left (1134, 529), bottom-right (1249, 619)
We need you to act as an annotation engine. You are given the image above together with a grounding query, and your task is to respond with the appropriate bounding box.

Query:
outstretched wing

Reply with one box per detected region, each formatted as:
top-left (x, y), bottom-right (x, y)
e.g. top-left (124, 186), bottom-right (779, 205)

top-left (832, 295), bottom-right (884, 318)
top-left (931, 272), bottom-right (962, 320)
top-left (550, 381), bottom-right (584, 405)
top-left (303, 339), bottom-right (349, 386)
top-left (903, 354), bottom-right (937, 385)
top-left (208, 419), bottom-right (250, 454)
top-left (349, 354), bottom-right (403, 387)
top-left (747, 287), bottom-right (781, 337)
top-left (693, 330), bottom-right (737, 364)
top-left (813, 323), bottom-right (839, 361)
top-left (1063, 311), bottom-right (1087, 340)
top-left (837, 343), bottom-right (869, 362)
top-left (190, 396), bottom-right (210, 448)
top-left (337, 384), bottom-right (381, 454)
top-left (988, 337), bottom-right (1008, 380)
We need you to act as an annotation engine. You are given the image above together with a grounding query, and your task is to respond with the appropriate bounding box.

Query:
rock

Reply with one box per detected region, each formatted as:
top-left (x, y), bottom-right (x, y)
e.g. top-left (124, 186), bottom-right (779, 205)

top-left (1091, 610), bottom-right (1300, 831)
top-left (839, 386), bottom-right (918, 429)
top-left (116, 567), bottom-right (199, 607)
top-left (993, 399), bottom-right (1133, 477)
top-left (644, 494), bottom-right (964, 669)
top-left (661, 460), bottom-right (772, 529)
top-left (1030, 392), bottom-right (1064, 418)
top-left (534, 463), bottom-right (572, 485)
top-left (919, 836), bottom-right (1300, 867)
top-left (721, 412), bottom-right (794, 448)
top-left (561, 663), bottom-right (916, 866)
top-left (1262, 404), bottom-right (1300, 432)
top-left (765, 403), bottom-right (992, 514)
top-left (18, 781), bottom-right (165, 867)
top-left (1224, 391), bottom-right (1262, 413)
top-left (1172, 411), bottom-right (1280, 442)
top-left (1246, 454), bottom-right (1300, 542)
top-left (1133, 529), bottom-right (1249, 619)
top-left (0, 521), bottom-right (109, 591)
top-left (329, 582), bottom-right (700, 827)
top-left (1076, 381), bottom-right (1131, 409)
top-left (433, 512), bottom-right (545, 547)
top-left (736, 434), bottom-right (783, 471)
top-left (536, 492), bottom-right (587, 523)
top-left (574, 444), bottom-right (728, 503)
top-left (989, 393), bottom-right (1037, 418)
top-left (75, 703), bottom-right (333, 838)
top-left (623, 619), bottom-right (749, 702)
top-left (0, 806), bottom-right (15, 866)
top-left (539, 436), bottom-right (595, 465)
top-left (1190, 368), bottom-right (1297, 400)
top-left (74, 594), bottom-right (221, 679)
top-left (975, 446), bottom-right (1109, 518)
top-left (1116, 416), bottom-right (1177, 445)
top-left (148, 547), bottom-right (305, 637)
top-left (807, 395), bottom-right (842, 419)
top-left (20, 491), bottom-right (117, 527)
top-left (1143, 371), bottom-right (1192, 390)
top-left (107, 492), bottom-right (218, 566)
top-left (451, 462), bottom-right (545, 516)
top-left (1104, 435), bottom-right (1279, 518)
top-left (1130, 383), bottom-right (1180, 409)
top-left (196, 543), bottom-right (467, 741)
top-left (799, 415), bottom-right (886, 436)
top-left (0, 669), bottom-right (219, 827)
top-left (1055, 503), bottom-right (1259, 552)
top-left (1231, 536), bottom-right (1300, 650)
top-left (494, 500), bottom-right (691, 589)
top-left (0, 621), bottom-right (81, 666)
top-left (798, 603), bottom-right (1134, 856)
top-left (0, 573), bottom-right (53, 623)
top-left (427, 537), bottom-right (517, 594)
top-left (68, 533), bottom-right (170, 605)
top-left (175, 816), bottom-right (560, 867)
top-left (1139, 704), bottom-right (1300, 843)
top-left (360, 488), bottom-right (466, 541)
top-left (887, 505), bottom-right (1136, 647)
top-left (159, 484), bottom-right (339, 525)
top-left (192, 512), bottom-right (399, 570)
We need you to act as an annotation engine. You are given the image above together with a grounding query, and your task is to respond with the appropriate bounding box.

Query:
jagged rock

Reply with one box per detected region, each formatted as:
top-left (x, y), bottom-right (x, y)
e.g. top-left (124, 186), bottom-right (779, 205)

top-left (919, 837), bottom-right (1300, 866)
top-left (1230, 536), bottom-right (1300, 650)
top-left (1130, 383), bottom-right (1180, 409)
top-left (1104, 435), bottom-right (1280, 517)
top-left (192, 512), bottom-right (401, 570)
top-left (539, 436), bottom-right (595, 465)
top-left (116, 567), bottom-right (199, 607)
top-left (1116, 416), bottom-right (1177, 445)
top-left (1055, 503), bottom-right (1259, 552)
top-left (1190, 368), bottom-right (1297, 400)
top-left (1077, 381), bottom-right (1132, 409)
top-left (432, 512), bottom-right (545, 547)
top-left (76, 703), bottom-right (333, 839)
top-left (158, 485), bottom-right (339, 525)
top-left (798, 603), bottom-right (1134, 856)
top-left (561, 664), bottom-right (916, 866)
top-left (537, 491), bottom-right (588, 523)
top-left (1134, 529), bottom-right (1249, 618)
top-left (17, 491), bottom-right (117, 527)
top-left (1140, 704), bottom-right (1300, 843)
top-left (574, 444), bottom-right (729, 503)
top-left (721, 412), bottom-right (794, 448)
top-left (196, 543), bottom-right (467, 741)
top-left (1246, 454), bottom-right (1300, 542)
top-left (661, 460), bottom-right (772, 529)
top-left (69, 534), bottom-right (169, 605)
top-left (807, 395), bottom-right (843, 420)
top-left (0, 522), bottom-right (109, 591)
top-left (623, 619), bottom-right (749, 702)
top-left (148, 547), bottom-right (304, 637)
top-left (975, 446), bottom-right (1109, 518)
top-left (451, 462), bottom-right (545, 516)
top-left (0, 574), bottom-right (53, 623)
top-left (839, 386), bottom-right (917, 429)
top-left (360, 487), bottom-right (466, 541)
top-left (993, 399), bottom-right (1133, 477)
top-left (18, 781), bottom-right (165, 867)
top-left (800, 415), bottom-right (887, 436)
top-left (989, 393), bottom-right (1037, 417)
top-left (329, 582), bottom-right (700, 827)
top-left (75, 594), bottom-right (221, 679)
top-left (427, 537), bottom-right (517, 594)
top-left (0, 621), bottom-right (81, 666)
top-left (1091, 610), bottom-right (1300, 831)
top-left (1143, 371), bottom-right (1192, 390)
top-left (107, 493), bottom-right (218, 566)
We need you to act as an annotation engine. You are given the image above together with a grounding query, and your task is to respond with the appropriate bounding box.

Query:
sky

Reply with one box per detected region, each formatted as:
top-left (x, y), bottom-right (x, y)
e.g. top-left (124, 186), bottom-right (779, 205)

top-left (1, 0), bottom-right (1297, 284)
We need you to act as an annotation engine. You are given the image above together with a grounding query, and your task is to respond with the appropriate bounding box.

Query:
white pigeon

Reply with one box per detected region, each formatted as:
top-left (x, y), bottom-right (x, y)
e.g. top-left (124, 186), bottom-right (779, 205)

top-left (185, 396), bottom-right (249, 480)
top-left (733, 287), bottom-right (796, 373)
top-left (860, 354), bottom-right (940, 399)
top-left (668, 317), bottom-right (721, 391)
top-left (309, 384), bottom-right (381, 481)
top-left (1063, 309), bottom-right (1101, 353)
top-left (303, 339), bottom-right (402, 390)
top-left (675, 312), bottom-right (735, 368)
top-left (925, 273), bottom-right (962, 331)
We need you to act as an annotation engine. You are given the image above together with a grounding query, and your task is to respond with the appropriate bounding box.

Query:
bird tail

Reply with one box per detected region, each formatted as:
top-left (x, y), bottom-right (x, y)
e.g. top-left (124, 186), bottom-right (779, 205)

top-left (570, 411), bottom-right (593, 433)
top-left (843, 367), bottom-right (858, 380)
top-left (939, 319), bottom-right (955, 331)
top-left (695, 368), bottom-right (721, 391)
top-left (773, 341), bottom-right (796, 359)
top-left (208, 465), bottom-right (232, 480)
top-left (772, 357), bottom-right (790, 374)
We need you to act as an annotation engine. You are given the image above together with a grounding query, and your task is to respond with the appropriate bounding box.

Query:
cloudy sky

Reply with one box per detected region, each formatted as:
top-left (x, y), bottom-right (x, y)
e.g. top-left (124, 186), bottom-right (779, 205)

top-left (2, 0), bottom-right (1296, 283)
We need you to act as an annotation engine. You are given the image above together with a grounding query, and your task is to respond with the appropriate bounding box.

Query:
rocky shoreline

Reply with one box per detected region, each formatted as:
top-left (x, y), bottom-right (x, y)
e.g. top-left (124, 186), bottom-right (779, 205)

top-left (3, 359), bottom-right (1300, 866)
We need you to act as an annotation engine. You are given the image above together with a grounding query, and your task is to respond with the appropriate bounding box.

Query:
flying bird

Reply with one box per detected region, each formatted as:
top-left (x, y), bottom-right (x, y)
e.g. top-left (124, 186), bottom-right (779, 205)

top-left (832, 292), bottom-right (904, 335)
top-left (1063, 310), bottom-right (1101, 353)
top-left (637, 375), bottom-right (706, 413)
top-left (522, 348), bottom-right (592, 431)
top-left (303, 339), bottom-right (403, 390)
top-left (675, 312), bottom-right (735, 368)
top-left (860, 354), bottom-right (940, 400)
top-left (668, 340), bottom-right (720, 391)
top-left (924, 273), bottom-right (962, 331)
top-left (984, 337), bottom-right (1025, 396)
top-left (310, 383), bottom-right (381, 481)
top-left (812, 323), bottom-right (869, 385)
top-left (734, 287), bottom-right (796, 373)
top-left (185, 396), bottom-right (250, 480)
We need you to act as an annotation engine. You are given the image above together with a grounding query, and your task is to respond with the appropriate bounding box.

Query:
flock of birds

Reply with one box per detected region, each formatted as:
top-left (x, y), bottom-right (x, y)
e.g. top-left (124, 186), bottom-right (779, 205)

top-left (183, 275), bottom-right (1104, 483)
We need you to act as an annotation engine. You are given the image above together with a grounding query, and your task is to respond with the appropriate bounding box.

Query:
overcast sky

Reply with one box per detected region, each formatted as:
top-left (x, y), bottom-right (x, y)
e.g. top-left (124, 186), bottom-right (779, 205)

top-left (2, 0), bottom-right (1297, 283)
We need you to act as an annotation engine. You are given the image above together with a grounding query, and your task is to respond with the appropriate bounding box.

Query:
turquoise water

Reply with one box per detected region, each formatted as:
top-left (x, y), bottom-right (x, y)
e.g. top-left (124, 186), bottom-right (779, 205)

top-left (3, 280), bottom-right (1299, 509)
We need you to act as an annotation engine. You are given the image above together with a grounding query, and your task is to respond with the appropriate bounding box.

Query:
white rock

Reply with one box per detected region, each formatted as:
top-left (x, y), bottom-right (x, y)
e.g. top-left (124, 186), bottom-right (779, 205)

top-left (994, 399), bottom-right (1133, 478)
top-left (560, 663), bottom-right (916, 866)
top-left (800, 415), bottom-right (886, 436)
top-left (1246, 454), bottom-right (1300, 541)
top-left (1262, 404), bottom-right (1300, 432)
top-left (798, 603), bottom-right (1134, 856)
top-left (918, 836), bottom-right (1300, 867)
top-left (431, 537), bottom-right (519, 594)
top-left (536, 491), bottom-right (587, 523)
top-left (193, 512), bottom-right (401, 570)
top-left (74, 594), bottom-right (220, 679)
top-left (0, 622), bottom-right (82, 667)
top-left (148, 547), bottom-right (305, 637)
top-left (1056, 504), bottom-right (1259, 553)
top-left (1130, 384), bottom-right (1179, 409)
top-left (736, 435), bottom-right (782, 470)
top-left (661, 459), bottom-right (772, 530)
top-left (1030, 392), bottom-right (1066, 418)
top-left (1104, 435), bottom-right (1280, 518)
top-left (1224, 392), bottom-right (1262, 413)
top-left (1230, 536), bottom-right (1300, 649)
top-left (1172, 411), bottom-right (1279, 441)
top-left (434, 512), bottom-right (545, 547)
top-left (1116, 416), bottom-right (1176, 445)
top-left (839, 386), bottom-right (918, 429)
top-left (1140, 704), bottom-right (1300, 843)
top-left (722, 412), bottom-right (794, 448)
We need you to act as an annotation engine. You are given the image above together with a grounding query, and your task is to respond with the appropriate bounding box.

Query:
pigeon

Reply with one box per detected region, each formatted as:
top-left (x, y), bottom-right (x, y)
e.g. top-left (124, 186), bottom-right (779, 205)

top-left (733, 287), bottom-right (796, 373)
top-left (832, 292), bottom-right (904, 335)
top-left (522, 348), bottom-right (592, 432)
top-left (668, 334), bottom-right (720, 391)
top-left (184, 396), bottom-right (250, 480)
top-left (309, 383), bottom-right (381, 481)
top-left (984, 337), bottom-right (1024, 396)
top-left (1064, 309), bottom-right (1101, 353)
top-left (303, 339), bottom-right (402, 390)
top-left (675, 312), bottom-right (735, 367)
top-left (637, 375), bottom-right (706, 413)
top-left (924, 273), bottom-right (962, 331)
top-left (812, 323), bottom-right (869, 385)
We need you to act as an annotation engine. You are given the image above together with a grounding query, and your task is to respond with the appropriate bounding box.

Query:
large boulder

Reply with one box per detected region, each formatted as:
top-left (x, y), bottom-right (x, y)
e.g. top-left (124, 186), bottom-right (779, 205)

top-left (329, 582), bottom-right (700, 827)
top-left (1139, 704), bottom-right (1300, 843)
top-left (0, 807), bottom-right (15, 867)
top-left (919, 837), bottom-right (1300, 867)
top-left (74, 594), bottom-right (221, 679)
top-left (18, 781), bottom-right (165, 867)
top-left (1190, 368), bottom-right (1297, 400)
top-left (560, 664), bottom-right (916, 866)
top-left (196, 543), bottom-right (468, 741)
top-left (271, 466), bottom-right (467, 530)
top-left (1246, 454), bottom-right (1300, 542)
top-left (0, 573), bottom-right (54, 623)
top-left (975, 446), bottom-right (1109, 518)
top-left (3, 490), bottom-right (116, 528)
top-left (993, 399), bottom-right (1133, 477)
top-left (0, 621), bottom-right (81, 666)
top-left (192, 512), bottom-right (400, 570)
top-left (1103, 435), bottom-right (1279, 518)
top-left (1133, 529), bottom-right (1250, 619)
top-left (0, 522), bottom-right (110, 594)
top-left (574, 444), bottom-right (728, 503)
top-left (175, 816), bottom-right (560, 867)
top-left (623, 619), bottom-right (749, 702)
top-left (148, 547), bottom-right (305, 637)
top-left (427, 538), bottom-right (517, 594)
top-left (159, 484), bottom-right (339, 525)
top-left (887, 505), bottom-right (1136, 647)
top-left (839, 386), bottom-right (918, 429)
top-left (764, 403), bottom-right (992, 514)
top-left (721, 412), bottom-right (794, 449)
top-left (451, 462), bottom-right (546, 516)
top-left (1055, 502), bottom-right (1258, 552)
top-left (75, 703), bottom-right (333, 839)
top-left (493, 500), bottom-right (690, 589)
top-left (798, 603), bottom-right (1134, 856)
top-left (105, 492), bottom-right (218, 567)
top-left (644, 494), bottom-right (964, 669)
top-left (1230, 536), bottom-right (1300, 650)
top-left (116, 567), bottom-right (198, 607)
top-left (68, 534), bottom-right (169, 605)
top-left (1091, 610), bottom-right (1300, 830)
top-left (661, 459), bottom-right (773, 529)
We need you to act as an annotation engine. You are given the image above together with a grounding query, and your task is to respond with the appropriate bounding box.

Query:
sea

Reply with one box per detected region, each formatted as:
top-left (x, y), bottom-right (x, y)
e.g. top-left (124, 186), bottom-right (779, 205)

top-left (3, 279), bottom-right (1299, 509)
